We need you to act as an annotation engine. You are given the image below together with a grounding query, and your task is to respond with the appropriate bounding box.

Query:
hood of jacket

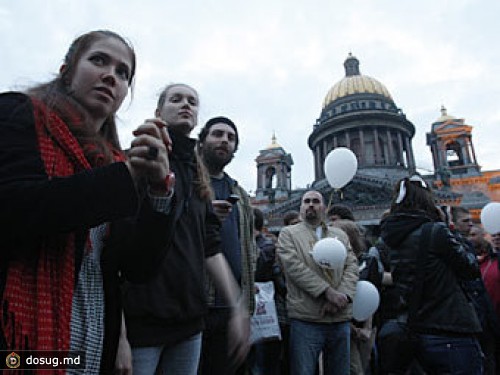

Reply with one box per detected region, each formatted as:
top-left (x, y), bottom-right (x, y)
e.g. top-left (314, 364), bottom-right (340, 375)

top-left (381, 211), bottom-right (433, 249)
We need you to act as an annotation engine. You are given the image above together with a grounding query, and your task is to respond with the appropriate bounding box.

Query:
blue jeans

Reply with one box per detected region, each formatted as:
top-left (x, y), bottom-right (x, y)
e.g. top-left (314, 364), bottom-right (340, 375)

top-left (131, 333), bottom-right (202, 375)
top-left (289, 319), bottom-right (350, 375)
top-left (415, 333), bottom-right (483, 375)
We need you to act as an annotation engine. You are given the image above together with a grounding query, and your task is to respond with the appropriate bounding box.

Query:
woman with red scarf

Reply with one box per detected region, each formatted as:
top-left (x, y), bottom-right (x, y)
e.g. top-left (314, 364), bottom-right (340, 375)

top-left (0, 30), bottom-right (173, 373)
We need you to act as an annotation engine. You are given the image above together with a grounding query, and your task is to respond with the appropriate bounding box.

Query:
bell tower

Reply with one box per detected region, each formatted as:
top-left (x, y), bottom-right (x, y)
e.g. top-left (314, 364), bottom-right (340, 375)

top-left (426, 106), bottom-right (481, 184)
top-left (254, 133), bottom-right (293, 207)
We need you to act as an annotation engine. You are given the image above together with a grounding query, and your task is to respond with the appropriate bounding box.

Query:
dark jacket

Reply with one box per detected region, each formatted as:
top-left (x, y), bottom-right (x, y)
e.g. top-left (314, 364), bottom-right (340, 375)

top-left (0, 92), bottom-right (171, 373)
top-left (255, 233), bottom-right (277, 282)
top-left (454, 233), bottom-right (500, 336)
top-left (371, 238), bottom-right (400, 323)
top-left (123, 130), bottom-right (221, 348)
top-left (381, 211), bottom-right (481, 335)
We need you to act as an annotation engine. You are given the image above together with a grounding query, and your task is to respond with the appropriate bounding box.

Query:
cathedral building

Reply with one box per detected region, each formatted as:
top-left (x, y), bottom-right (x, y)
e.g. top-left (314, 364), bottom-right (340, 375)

top-left (252, 54), bottom-right (500, 231)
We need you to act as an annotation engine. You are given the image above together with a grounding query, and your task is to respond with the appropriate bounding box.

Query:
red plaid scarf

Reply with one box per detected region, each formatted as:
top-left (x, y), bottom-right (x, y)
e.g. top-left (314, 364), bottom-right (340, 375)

top-left (1, 98), bottom-right (124, 359)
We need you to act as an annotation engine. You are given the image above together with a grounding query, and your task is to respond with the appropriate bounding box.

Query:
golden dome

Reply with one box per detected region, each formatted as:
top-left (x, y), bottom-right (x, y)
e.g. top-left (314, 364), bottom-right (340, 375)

top-left (435, 105), bottom-right (456, 123)
top-left (266, 133), bottom-right (282, 149)
top-left (323, 54), bottom-right (393, 109)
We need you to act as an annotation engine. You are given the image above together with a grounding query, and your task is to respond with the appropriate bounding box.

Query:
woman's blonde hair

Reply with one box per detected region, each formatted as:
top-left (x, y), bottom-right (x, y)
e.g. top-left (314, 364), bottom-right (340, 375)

top-left (157, 83), bottom-right (213, 201)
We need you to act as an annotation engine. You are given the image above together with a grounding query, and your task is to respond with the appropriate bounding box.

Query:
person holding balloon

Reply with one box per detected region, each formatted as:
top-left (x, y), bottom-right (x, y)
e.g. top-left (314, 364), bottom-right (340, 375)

top-left (277, 190), bottom-right (358, 375)
top-left (380, 175), bottom-right (483, 374)
top-left (331, 219), bottom-right (378, 375)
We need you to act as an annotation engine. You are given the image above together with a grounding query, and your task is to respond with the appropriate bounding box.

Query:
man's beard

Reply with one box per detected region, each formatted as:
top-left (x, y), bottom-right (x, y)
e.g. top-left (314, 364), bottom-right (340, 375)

top-left (202, 147), bottom-right (234, 174)
top-left (305, 209), bottom-right (319, 223)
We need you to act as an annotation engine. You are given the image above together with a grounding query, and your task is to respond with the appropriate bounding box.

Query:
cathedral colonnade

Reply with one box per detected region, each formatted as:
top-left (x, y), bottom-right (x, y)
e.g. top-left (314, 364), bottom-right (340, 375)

top-left (311, 124), bottom-right (415, 181)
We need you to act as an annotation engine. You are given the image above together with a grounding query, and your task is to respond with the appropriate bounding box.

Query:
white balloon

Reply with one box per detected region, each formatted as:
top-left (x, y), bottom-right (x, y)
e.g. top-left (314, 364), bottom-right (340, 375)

top-left (324, 147), bottom-right (358, 189)
top-left (352, 280), bottom-right (380, 321)
top-left (310, 237), bottom-right (347, 270)
top-left (480, 202), bottom-right (500, 234)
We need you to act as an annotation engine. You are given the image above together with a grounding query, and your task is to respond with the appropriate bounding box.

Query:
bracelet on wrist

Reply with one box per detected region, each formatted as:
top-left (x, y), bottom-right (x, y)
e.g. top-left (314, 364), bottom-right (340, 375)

top-left (149, 171), bottom-right (175, 195)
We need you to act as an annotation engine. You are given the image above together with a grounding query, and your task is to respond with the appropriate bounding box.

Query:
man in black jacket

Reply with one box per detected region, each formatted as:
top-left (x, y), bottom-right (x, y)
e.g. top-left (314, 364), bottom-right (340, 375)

top-left (450, 206), bottom-right (500, 375)
top-left (197, 116), bottom-right (256, 375)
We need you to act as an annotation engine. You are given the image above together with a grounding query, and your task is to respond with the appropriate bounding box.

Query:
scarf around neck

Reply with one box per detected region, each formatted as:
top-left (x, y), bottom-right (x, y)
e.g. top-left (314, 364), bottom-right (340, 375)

top-left (1, 97), bottom-right (124, 361)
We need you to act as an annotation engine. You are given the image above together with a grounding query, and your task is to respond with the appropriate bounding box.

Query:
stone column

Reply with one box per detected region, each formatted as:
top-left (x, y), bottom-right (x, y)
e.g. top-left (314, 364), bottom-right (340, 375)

top-left (258, 166), bottom-right (263, 189)
top-left (410, 138), bottom-right (416, 170)
top-left (387, 129), bottom-right (394, 165)
top-left (397, 132), bottom-right (404, 166)
top-left (431, 144), bottom-right (439, 172)
top-left (440, 141), bottom-right (447, 168)
top-left (469, 135), bottom-right (478, 165)
top-left (320, 144), bottom-right (325, 179)
top-left (315, 145), bottom-right (321, 181)
top-left (464, 138), bottom-right (472, 164)
top-left (276, 162), bottom-right (281, 189)
top-left (359, 129), bottom-right (364, 165)
top-left (374, 128), bottom-right (380, 165)
top-left (404, 137), bottom-right (414, 171)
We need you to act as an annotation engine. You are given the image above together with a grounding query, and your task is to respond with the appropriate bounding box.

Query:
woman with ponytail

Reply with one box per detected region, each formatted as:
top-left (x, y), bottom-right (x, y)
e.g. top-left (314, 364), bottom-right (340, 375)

top-left (379, 175), bottom-right (483, 374)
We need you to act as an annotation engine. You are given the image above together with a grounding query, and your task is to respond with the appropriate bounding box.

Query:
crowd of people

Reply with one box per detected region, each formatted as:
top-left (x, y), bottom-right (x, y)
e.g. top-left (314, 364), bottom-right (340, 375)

top-left (1, 29), bottom-right (499, 375)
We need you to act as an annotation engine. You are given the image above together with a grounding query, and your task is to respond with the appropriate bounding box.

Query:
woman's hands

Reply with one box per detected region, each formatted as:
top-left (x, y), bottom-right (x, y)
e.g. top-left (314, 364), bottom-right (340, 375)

top-left (228, 301), bottom-right (251, 367)
top-left (205, 254), bottom-right (251, 367)
top-left (114, 334), bottom-right (133, 375)
top-left (126, 119), bottom-right (173, 195)
top-left (115, 312), bottom-right (133, 374)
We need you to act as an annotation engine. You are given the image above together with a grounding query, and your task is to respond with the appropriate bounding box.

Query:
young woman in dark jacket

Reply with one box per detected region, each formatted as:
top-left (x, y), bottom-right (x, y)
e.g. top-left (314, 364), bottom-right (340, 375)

top-left (122, 84), bottom-right (249, 375)
top-left (380, 175), bottom-right (483, 374)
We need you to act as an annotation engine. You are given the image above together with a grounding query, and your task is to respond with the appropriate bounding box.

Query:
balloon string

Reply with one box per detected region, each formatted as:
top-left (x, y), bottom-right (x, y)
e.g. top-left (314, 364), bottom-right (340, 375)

top-left (326, 189), bottom-right (343, 215)
top-left (326, 191), bottom-right (334, 216)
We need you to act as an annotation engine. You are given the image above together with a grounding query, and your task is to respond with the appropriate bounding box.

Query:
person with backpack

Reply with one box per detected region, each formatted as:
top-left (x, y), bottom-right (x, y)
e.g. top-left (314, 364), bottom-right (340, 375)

top-left (380, 175), bottom-right (483, 374)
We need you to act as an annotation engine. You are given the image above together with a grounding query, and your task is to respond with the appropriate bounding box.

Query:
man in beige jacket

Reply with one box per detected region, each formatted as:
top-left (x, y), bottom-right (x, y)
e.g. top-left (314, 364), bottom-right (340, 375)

top-left (277, 190), bottom-right (358, 375)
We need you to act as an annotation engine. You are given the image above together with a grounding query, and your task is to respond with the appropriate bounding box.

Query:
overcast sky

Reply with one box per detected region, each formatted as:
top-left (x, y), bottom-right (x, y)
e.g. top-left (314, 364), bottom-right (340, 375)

top-left (2, 0), bottom-right (500, 193)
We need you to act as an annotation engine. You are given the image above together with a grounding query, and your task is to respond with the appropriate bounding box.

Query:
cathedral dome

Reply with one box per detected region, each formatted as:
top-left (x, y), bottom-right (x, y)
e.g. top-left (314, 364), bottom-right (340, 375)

top-left (322, 53), bottom-right (393, 109)
top-left (266, 133), bottom-right (282, 150)
top-left (434, 105), bottom-right (456, 123)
